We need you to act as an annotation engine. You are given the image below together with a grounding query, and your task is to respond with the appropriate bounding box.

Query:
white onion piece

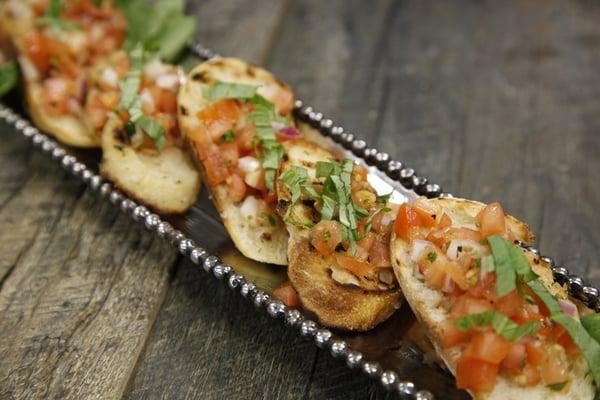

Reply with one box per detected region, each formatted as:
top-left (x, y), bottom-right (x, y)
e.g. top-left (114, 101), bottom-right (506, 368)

top-left (156, 74), bottom-right (179, 91)
top-left (100, 67), bottom-right (119, 88)
top-left (237, 156), bottom-right (261, 175)
top-left (410, 240), bottom-right (435, 262)
top-left (559, 299), bottom-right (579, 318)
top-left (244, 169), bottom-right (263, 189)
top-left (479, 255), bottom-right (489, 280)
top-left (446, 239), bottom-right (487, 261)
top-left (140, 89), bottom-right (155, 114)
top-left (144, 59), bottom-right (168, 81)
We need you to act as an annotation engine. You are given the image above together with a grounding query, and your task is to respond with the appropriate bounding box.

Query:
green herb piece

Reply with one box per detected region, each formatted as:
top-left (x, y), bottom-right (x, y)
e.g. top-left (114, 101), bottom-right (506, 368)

top-left (220, 130), bottom-right (235, 143)
top-left (116, 0), bottom-right (196, 62)
top-left (260, 212), bottom-right (277, 227)
top-left (455, 310), bottom-right (539, 340)
top-left (487, 235), bottom-right (516, 296)
top-left (279, 167), bottom-right (319, 222)
top-left (581, 314), bottom-right (600, 344)
top-left (124, 121), bottom-right (136, 138)
top-left (320, 195), bottom-right (336, 221)
top-left (508, 244), bottom-right (537, 282)
top-left (376, 192), bottom-right (393, 205)
top-left (427, 252), bottom-right (437, 263)
top-left (0, 62), bottom-right (19, 98)
top-left (37, 0), bottom-right (81, 31)
top-left (136, 116), bottom-right (166, 149)
top-left (202, 82), bottom-right (258, 102)
top-left (551, 313), bottom-right (600, 388)
top-left (475, 258), bottom-right (482, 269)
top-left (547, 381), bottom-right (568, 391)
top-left (484, 254), bottom-right (495, 272)
top-left (316, 161), bottom-right (339, 178)
top-left (526, 279), bottom-right (562, 316)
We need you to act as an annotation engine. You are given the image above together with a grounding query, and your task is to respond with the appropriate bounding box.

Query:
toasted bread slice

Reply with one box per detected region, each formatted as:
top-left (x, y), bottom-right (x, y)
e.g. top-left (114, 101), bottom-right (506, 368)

top-left (390, 197), bottom-right (595, 399)
top-left (277, 139), bottom-right (402, 331)
top-left (178, 58), bottom-right (294, 265)
top-left (1, 0), bottom-right (99, 148)
top-left (100, 116), bottom-right (201, 214)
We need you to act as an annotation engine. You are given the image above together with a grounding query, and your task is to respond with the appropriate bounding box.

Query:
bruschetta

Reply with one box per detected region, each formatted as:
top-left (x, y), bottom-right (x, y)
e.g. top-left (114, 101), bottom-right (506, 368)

top-left (275, 139), bottom-right (402, 331)
top-left (390, 197), bottom-right (599, 399)
top-left (178, 57), bottom-right (297, 265)
top-left (0, 0), bottom-right (126, 147)
top-left (93, 50), bottom-right (200, 214)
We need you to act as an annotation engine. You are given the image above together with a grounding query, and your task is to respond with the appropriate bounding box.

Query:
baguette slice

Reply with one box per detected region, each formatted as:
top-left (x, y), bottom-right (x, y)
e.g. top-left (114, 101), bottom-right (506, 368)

top-left (390, 197), bottom-right (595, 400)
top-left (277, 139), bottom-right (402, 331)
top-left (0, 0), bottom-right (100, 148)
top-left (178, 57), bottom-right (294, 265)
top-left (100, 116), bottom-right (201, 214)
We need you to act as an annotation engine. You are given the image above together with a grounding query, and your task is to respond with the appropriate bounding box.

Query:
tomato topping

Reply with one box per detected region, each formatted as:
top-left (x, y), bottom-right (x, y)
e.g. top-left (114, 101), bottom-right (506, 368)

top-left (456, 356), bottom-right (498, 392)
top-left (368, 235), bottom-right (391, 267)
top-left (413, 205), bottom-right (437, 228)
top-left (494, 290), bottom-right (525, 318)
top-left (197, 99), bottom-right (241, 139)
top-left (477, 202), bottom-right (507, 238)
top-left (520, 363), bottom-right (542, 386)
top-left (438, 213), bottom-right (452, 229)
top-left (464, 331), bottom-right (510, 364)
top-left (273, 281), bottom-right (300, 308)
top-left (525, 340), bottom-right (546, 366)
top-left (229, 173), bottom-right (247, 203)
top-left (450, 295), bottom-right (492, 319)
top-left (501, 341), bottom-right (526, 370)
top-left (204, 153), bottom-right (229, 185)
top-left (310, 220), bottom-right (343, 257)
top-left (395, 204), bottom-right (421, 240)
top-left (441, 319), bottom-right (470, 348)
top-left (334, 253), bottom-right (373, 277)
top-left (218, 142), bottom-right (239, 168)
top-left (24, 33), bottom-right (51, 76)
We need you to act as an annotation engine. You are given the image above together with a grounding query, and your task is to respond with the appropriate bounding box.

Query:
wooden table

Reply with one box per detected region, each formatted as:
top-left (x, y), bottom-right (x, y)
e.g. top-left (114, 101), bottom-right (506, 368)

top-left (1, 1), bottom-right (599, 398)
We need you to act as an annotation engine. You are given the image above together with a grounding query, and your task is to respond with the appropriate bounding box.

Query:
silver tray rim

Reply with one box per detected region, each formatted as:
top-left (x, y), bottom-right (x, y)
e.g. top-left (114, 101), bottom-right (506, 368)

top-left (0, 42), bottom-right (598, 400)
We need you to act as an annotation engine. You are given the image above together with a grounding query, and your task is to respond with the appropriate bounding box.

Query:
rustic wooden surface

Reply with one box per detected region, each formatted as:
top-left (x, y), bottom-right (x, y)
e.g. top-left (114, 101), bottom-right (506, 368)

top-left (1, 0), bottom-right (599, 399)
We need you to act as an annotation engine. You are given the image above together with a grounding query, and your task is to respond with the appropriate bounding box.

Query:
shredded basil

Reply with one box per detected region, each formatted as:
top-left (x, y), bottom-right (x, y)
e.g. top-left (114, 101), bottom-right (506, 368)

top-left (202, 82), bottom-right (258, 101)
top-left (487, 235), bottom-right (516, 296)
top-left (547, 381), bottom-right (568, 391)
top-left (37, 0), bottom-right (81, 31)
top-left (0, 62), bottom-right (19, 98)
top-left (581, 314), bottom-right (600, 344)
top-left (526, 279), bottom-right (563, 316)
top-left (427, 252), bottom-right (437, 263)
top-left (508, 244), bottom-right (537, 282)
top-left (455, 310), bottom-right (539, 340)
top-left (220, 130), bottom-right (235, 143)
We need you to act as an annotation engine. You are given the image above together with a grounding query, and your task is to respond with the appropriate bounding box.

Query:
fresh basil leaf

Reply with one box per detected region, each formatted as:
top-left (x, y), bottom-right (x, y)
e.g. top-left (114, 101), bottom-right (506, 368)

top-left (487, 235), bottom-right (516, 296)
top-left (220, 130), bottom-right (235, 143)
top-left (136, 116), bottom-right (166, 150)
top-left (202, 82), bottom-right (258, 102)
top-left (526, 279), bottom-right (563, 316)
top-left (118, 45), bottom-right (144, 109)
top-left (320, 195), bottom-right (336, 220)
top-left (551, 313), bottom-right (600, 388)
top-left (455, 310), bottom-right (539, 340)
top-left (37, 0), bottom-right (81, 31)
top-left (316, 161), bottom-right (337, 178)
top-left (547, 381), bottom-right (568, 391)
top-left (376, 192), bottom-right (393, 205)
top-left (508, 244), bottom-right (538, 282)
top-left (485, 254), bottom-right (495, 272)
top-left (427, 252), bottom-right (437, 262)
top-left (0, 62), bottom-right (19, 97)
top-left (582, 314), bottom-right (600, 344)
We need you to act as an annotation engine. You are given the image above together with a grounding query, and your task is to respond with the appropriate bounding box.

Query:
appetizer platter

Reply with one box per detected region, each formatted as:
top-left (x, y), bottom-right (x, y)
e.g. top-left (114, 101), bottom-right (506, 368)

top-left (1, 1), bottom-right (600, 399)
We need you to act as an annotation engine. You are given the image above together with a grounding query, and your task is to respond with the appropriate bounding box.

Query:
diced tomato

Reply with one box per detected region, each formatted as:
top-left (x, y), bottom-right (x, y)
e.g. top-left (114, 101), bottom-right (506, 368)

top-left (334, 253), bottom-right (373, 277)
top-left (228, 173), bottom-right (247, 203)
top-left (525, 340), bottom-right (546, 366)
top-left (464, 331), bottom-right (510, 364)
top-left (450, 295), bottom-right (492, 319)
top-left (441, 319), bottom-right (470, 348)
top-left (271, 87), bottom-right (295, 116)
top-left (368, 235), bottom-right (391, 267)
top-left (24, 32), bottom-right (51, 76)
top-left (477, 202), bottom-right (507, 238)
top-left (539, 345), bottom-right (570, 385)
top-left (520, 363), bottom-right (542, 386)
top-left (155, 88), bottom-right (178, 114)
top-left (237, 122), bottom-right (256, 151)
top-left (310, 220), bottom-right (343, 257)
top-left (371, 211), bottom-right (388, 233)
top-left (197, 99), bottom-right (241, 139)
top-left (219, 142), bottom-right (239, 167)
top-left (273, 281), bottom-right (300, 308)
top-left (41, 78), bottom-right (71, 116)
top-left (494, 291), bottom-right (525, 318)
top-left (413, 204), bottom-right (437, 228)
top-left (554, 325), bottom-right (579, 355)
top-left (456, 356), bottom-right (498, 392)
top-left (357, 225), bottom-right (376, 253)
top-left (395, 204), bottom-right (421, 240)
top-left (468, 273), bottom-right (497, 300)
top-left (204, 153), bottom-right (229, 185)
top-left (262, 190), bottom-right (278, 205)
top-left (501, 341), bottom-right (526, 370)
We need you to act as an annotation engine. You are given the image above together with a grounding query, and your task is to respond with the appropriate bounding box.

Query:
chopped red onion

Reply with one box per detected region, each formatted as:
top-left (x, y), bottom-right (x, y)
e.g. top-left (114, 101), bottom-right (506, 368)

top-left (278, 126), bottom-right (301, 138)
top-left (559, 299), bottom-right (579, 318)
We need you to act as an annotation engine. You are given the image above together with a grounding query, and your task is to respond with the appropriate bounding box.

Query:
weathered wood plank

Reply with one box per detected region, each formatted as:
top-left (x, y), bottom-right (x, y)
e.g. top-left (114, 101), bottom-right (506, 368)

top-left (375, 0), bottom-right (600, 284)
top-left (0, 133), bottom-right (178, 399)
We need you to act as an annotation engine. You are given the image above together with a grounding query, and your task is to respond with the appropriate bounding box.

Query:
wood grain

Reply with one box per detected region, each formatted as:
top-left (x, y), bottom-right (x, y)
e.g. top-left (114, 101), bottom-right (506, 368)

top-left (1, 0), bottom-right (599, 399)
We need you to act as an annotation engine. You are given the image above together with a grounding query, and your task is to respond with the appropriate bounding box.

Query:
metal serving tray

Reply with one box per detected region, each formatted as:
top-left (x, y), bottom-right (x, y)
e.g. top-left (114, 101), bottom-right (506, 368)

top-left (1, 42), bottom-right (598, 400)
